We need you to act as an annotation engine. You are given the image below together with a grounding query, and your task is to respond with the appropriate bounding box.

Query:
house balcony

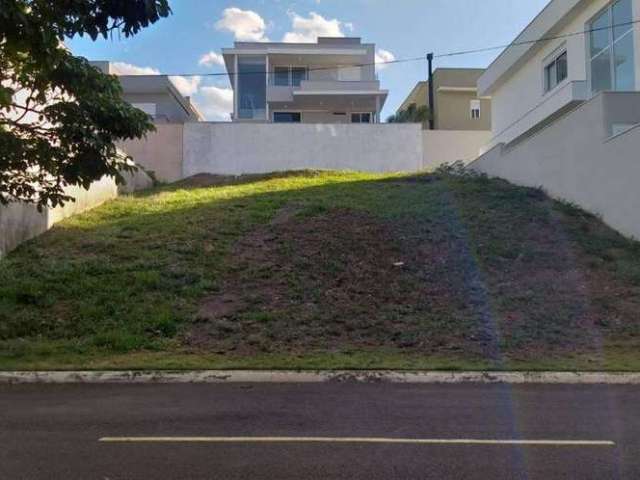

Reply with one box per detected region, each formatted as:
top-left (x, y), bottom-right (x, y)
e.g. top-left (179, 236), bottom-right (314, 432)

top-left (491, 80), bottom-right (588, 147)
top-left (267, 80), bottom-right (384, 103)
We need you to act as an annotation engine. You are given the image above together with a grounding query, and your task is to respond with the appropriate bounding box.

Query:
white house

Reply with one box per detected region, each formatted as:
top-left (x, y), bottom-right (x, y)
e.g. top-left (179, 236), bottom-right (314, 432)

top-left (471, 0), bottom-right (640, 240)
top-left (222, 37), bottom-right (388, 123)
top-left (478, 0), bottom-right (640, 147)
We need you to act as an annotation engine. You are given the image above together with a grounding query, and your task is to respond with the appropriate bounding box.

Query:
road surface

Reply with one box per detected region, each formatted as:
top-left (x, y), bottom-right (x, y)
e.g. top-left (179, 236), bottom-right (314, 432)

top-left (1, 382), bottom-right (638, 479)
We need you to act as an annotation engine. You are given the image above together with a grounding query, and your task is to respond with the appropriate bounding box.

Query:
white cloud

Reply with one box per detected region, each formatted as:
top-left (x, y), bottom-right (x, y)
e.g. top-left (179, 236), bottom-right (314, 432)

top-left (195, 86), bottom-right (234, 121)
top-left (375, 49), bottom-right (396, 70)
top-left (169, 76), bottom-right (202, 97)
top-left (199, 51), bottom-right (225, 68)
top-left (110, 62), bottom-right (160, 76)
top-left (216, 7), bottom-right (268, 42)
top-left (283, 12), bottom-right (346, 43)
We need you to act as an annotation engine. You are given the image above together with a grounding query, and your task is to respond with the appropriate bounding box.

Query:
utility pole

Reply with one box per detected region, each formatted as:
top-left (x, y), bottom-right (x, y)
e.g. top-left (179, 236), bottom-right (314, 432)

top-left (427, 53), bottom-right (435, 130)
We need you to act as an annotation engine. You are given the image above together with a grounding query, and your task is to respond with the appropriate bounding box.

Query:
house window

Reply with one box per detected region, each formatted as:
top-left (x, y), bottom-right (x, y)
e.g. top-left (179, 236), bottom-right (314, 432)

top-left (589, 0), bottom-right (635, 94)
top-left (351, 113), bottom-right (372, 123)
top-left (273, 112), bottom-right (302, 123)
top-left (470, 100), bottom-right (481, 119)
top-left (544, 51), bottom-right (568, 93)
top-left (238, 56), bottom-right (266, 120)
top-left (291, 67), bottom-right (308, 86)
top-left (274, 67), bottom-right (290, 86)
top-left (272, 66), bottom-right (308, 86)
top-left (131, 103), bottom-right (157, 117)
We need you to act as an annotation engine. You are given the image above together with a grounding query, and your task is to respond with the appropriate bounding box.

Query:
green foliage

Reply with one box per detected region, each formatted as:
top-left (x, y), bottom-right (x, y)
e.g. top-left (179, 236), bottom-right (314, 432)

top-left (387, 103), bottom-right (431, 125)
top-left (0, 0), bottom-right (171, 208)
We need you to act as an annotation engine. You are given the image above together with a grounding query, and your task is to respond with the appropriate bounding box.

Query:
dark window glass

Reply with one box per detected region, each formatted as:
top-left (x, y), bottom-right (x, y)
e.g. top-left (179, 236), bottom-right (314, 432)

top-left (351, 113), bottom-right (372, 123)
top-left (556, 52), bottom-right (568, 84)
top-left (273, 112), bottom-right (301, 123)
top-left (291, 67), bottom-right (308, 86)
top-left (274, 67), bottom-right (289, 86)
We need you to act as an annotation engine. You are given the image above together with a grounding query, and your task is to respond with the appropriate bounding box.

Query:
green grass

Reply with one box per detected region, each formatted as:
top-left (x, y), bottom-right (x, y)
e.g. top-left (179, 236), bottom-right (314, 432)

top-left (1, 169), bottom-right (640, 371)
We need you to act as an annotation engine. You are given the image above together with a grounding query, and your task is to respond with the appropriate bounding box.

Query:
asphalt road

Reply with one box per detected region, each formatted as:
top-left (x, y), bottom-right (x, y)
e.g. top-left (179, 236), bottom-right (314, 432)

top-left (1, 382), bottom-right (639, 479)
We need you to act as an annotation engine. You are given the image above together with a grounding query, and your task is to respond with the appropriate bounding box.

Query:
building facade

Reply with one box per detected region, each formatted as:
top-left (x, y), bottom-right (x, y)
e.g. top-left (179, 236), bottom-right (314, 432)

top-left (478, 0), bottom-right (640, 148)
top-left (397, 68), bottom-right (492, 130)
top-left (222, 37), bottom-right (388, 123)
top-left (92, 61), bottom-right (204, 123)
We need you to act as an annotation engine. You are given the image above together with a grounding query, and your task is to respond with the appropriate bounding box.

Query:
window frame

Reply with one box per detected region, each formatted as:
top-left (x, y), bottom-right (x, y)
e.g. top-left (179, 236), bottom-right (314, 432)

top-left (543, 48), bottom-right (569, 94)
top-left (273, 111), bottom-right (302, 123)
top-left (587, 0), bottom-right (636, 94)
top-left (351, 112), bottom-right (372, 124)
top-left (273, 66), bottom-right (290, 87)
top-left (271, 65), bottom-right (309, 87)
top-left (470, 99), bottom-right (481, 120)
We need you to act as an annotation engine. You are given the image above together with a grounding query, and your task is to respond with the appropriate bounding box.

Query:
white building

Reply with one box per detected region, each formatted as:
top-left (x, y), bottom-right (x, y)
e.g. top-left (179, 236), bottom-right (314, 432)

top-left (222, 37), bottom-right (388, 123)
top-left (478, 0), bottom-right (640, 147)
top-left (472, 0), bottom-right (640, 239)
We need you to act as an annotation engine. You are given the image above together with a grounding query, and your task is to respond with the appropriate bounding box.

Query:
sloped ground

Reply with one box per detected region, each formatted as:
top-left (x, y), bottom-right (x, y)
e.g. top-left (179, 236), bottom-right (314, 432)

top-left (1, 169), bottom-right (639, 370)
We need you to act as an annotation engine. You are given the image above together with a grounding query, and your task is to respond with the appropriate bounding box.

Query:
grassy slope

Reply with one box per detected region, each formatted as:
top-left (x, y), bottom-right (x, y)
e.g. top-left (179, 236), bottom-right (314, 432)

top-left (1, 170), bottom-right (639, 371)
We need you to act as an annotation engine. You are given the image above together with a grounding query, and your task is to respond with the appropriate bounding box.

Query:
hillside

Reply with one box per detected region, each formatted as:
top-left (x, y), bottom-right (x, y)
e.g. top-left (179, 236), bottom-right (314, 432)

top-left (1, 169), bottom-right (639, 370)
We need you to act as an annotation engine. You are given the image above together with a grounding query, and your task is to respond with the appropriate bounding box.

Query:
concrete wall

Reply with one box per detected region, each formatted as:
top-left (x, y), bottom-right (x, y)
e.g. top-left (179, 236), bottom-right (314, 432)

top-left (422, 130), bottom-right (492, 170)
top-left (486, 0), bottom-right (640, 148)
top-left (0, 177), bottom-right (117, 257)
top-left (0, 170), bottom-right (153, 257)
top-left (117, 124), bottom-right (184, 183)
top-left (470, 91), bottom-right (640, 239)
top-left (183, 123), bottom-right (424, 176)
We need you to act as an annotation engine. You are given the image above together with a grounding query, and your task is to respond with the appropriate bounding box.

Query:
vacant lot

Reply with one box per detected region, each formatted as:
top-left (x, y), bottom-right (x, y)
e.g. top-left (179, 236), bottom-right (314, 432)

top-left (1, 169), bottom-right (640, 370)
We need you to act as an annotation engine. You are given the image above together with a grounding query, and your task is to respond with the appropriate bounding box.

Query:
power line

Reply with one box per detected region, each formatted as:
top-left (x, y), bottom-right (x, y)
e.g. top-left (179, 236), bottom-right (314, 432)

top-left (117, 19), bottom-right (640, 78)
top-left (434, 18), bottom-right (640, 58)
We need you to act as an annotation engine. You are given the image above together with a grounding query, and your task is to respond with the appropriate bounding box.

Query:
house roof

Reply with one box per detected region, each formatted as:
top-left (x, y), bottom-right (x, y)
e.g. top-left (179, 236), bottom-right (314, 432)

top-left (478, 0), bottom-right (586, 96)
top-left (117, 75), bottom-right (204, 121)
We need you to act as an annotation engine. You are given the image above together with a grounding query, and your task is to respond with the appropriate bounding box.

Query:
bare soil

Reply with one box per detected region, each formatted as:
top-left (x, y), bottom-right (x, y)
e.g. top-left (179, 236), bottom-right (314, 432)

top-left (184, 206), bottom-right (484, 356)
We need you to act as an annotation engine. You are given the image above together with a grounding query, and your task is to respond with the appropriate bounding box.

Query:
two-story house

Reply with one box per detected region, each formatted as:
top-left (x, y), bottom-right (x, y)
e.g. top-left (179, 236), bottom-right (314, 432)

top-left (471, 0), bottom-right (640, 239)
top-left (222, 37), bottom-right (388, 123)
top-left (397, 68), bottom-right (492, 130)
top-left (478, 0), bottom-right (640, 148)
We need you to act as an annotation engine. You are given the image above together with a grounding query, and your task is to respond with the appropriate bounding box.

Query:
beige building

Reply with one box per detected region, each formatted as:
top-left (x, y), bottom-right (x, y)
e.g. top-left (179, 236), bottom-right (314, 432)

top-left (222, 37), bottom-right (388, 123)
top-left (398, 68), bottom-right (491, 130)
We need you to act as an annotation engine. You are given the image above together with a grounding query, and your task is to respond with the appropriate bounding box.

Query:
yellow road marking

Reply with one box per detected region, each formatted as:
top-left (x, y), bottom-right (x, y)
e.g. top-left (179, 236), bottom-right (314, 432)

top-left (99, 436), bottom-right (615, 446)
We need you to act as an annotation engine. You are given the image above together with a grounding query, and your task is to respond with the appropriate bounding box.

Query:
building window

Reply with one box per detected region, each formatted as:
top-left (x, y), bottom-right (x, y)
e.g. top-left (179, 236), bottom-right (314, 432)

top-left (589, 0), bottom-right (635, 94)
top-left (544, 50), bottom-right (568, 93)
top-left (470, 100), bottom-right (481, 119)
top-left (238, 56), bottom-right (266, 120)
top-left (272, 66), bottom-right (308, 86)
top-left (351, 113), bottom-right (372, 123)
top-left (273, 112), bottom-right (301, 123)
top-left (274, 67), bottom-right (290, 86)
top-left (291, 67), bottom-right (308, 86)
top-left (131, 103), bottom-right (157, 117)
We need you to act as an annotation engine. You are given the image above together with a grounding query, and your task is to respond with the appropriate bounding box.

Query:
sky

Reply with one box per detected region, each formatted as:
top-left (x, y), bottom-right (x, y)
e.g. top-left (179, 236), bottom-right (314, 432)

top-left (67, 0), bottom-right (550, 121)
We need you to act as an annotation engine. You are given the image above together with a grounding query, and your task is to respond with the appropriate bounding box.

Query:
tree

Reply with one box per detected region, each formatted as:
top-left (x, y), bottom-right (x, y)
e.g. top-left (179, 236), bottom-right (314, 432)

top-left (0, 0), bottom-right (171, 208)
top-left (386, 103), bottom-right (430, 125)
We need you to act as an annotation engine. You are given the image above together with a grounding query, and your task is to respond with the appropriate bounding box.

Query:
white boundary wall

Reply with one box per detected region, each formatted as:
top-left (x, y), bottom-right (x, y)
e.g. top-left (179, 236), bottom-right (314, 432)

top-left (183, 123), bottom-right (489, 177)
top-left (470, 92), bottom-right (640, 240)
top-left (184, 123), bottom-right (424, 176)
top-left (422, 130), bottom-right (491, 170)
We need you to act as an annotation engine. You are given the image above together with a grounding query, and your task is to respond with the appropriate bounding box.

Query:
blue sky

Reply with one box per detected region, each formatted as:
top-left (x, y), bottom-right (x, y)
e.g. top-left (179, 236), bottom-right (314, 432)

top-left (68, 0), bottom-right (550, 120)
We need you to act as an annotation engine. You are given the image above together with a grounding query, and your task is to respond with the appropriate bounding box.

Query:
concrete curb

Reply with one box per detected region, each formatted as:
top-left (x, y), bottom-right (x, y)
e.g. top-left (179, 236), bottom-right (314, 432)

top-left (2, 371), bottom-right (640, 385)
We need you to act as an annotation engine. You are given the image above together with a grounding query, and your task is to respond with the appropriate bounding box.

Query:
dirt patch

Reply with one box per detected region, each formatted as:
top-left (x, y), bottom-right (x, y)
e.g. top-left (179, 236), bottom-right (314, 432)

top-left (184, 206), bottom-right (481, 356)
